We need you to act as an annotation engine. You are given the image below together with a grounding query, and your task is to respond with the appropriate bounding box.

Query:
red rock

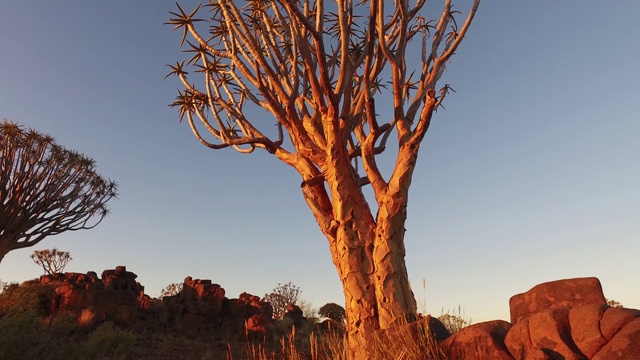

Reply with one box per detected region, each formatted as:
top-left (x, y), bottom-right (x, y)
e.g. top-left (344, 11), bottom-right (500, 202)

top-left (599, 306), bottom-right (640, 340)
top-left (246, 314), bottom-right (267, 341)
top-left (61, 289), bottom-right (98, 312)
top-left (568, 304), bottom-right (609, 358)
top-left (592, 317), bottom-right (640, 360)
top-left (427, 316), bottom-right (451, 342)
top-left (440, 320), bottom-right (513, 360)
top-left (505, 307), bottom-right (585, 360)
top-left (509, 277), bottom-right (606, 324)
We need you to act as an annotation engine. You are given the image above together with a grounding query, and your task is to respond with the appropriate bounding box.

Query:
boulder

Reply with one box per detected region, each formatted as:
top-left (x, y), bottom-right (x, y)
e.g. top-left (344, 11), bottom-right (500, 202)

top-left (598, 306), bottom-right (640, 340)
top-left (283, 304), bottom-right (305, 328)
top-left (509, 277), bottom-right (605, 324)
top-left (592, 317), bottom-right (640, 359)
top-left (568, 304), bottom-right (609, 358)
top-left (505, 307), bottom-right (585, 360)
top-left (438, 277), bottom-right (640, 360)
top-left (441, 320), bottom-right (513, 360)
top-left (246, 314), bottom-right (268, 341)
top-left (428, 316), bottom-right (451, 342)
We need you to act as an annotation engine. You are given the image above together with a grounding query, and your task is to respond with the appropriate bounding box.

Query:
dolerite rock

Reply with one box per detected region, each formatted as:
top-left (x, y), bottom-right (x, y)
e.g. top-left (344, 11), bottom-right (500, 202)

top-left (101, 266), bottom-right (142, 293)
top-left (505, 306), bottom-right (585, 360)
top-left (591, 308), bottom-right (640, 359)
top-left (51, 269), bottom-right (145, 328)
top-left (505, 278), bottom-right (606, 359)
top-left (509, 277), bottom-right (605, 324)
top-left (283, 304), bottom-right (305, 328)
top-left (440, 320), bottom-right (513, 360)
top-left (441, 277), bottom-right (640, 360)
top-left (428, 316), bottom-right (451, 342)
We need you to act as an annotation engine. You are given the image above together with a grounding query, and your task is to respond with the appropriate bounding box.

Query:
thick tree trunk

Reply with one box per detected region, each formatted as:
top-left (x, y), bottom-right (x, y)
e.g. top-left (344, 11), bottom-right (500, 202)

top-left (338, 221), bottom-right (417, 359)
top-left (301, 172), bottom-right (418, 359)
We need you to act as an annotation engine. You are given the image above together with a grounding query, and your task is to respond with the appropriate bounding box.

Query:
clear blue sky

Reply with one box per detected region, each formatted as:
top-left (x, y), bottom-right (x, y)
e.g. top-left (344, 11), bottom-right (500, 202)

top-left (1, 2), bottom-right (638, 322)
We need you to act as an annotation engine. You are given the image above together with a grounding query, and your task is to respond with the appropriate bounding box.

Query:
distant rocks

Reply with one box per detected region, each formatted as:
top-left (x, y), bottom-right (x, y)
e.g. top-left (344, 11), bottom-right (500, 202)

top-left (17, 268), bottom-right (640, 359)
top-left (441, 277), bottom-right (640, 360)
top-left (24, 267), bottom-right (274, 341)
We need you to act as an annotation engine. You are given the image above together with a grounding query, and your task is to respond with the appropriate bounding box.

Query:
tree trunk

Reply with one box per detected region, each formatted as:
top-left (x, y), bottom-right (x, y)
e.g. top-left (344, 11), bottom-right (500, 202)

top-left (300, 170), bottom-right (418, 359)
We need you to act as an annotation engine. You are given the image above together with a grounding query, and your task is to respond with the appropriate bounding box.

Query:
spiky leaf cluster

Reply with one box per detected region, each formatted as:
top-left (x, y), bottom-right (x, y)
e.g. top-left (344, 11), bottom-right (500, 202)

top-left (167, 0), bottom-right (479, 183)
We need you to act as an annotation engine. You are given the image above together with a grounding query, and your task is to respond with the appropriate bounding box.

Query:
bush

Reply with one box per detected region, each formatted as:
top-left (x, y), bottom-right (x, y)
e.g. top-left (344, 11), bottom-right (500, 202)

top-left (0, 282), bottom-right (57, 316)
top-left (83, 322), bottom-right (137, 359)
top-left (0, 281), bottom-right (136, 359)
top-left (438, 307), bottom-right (471, 333)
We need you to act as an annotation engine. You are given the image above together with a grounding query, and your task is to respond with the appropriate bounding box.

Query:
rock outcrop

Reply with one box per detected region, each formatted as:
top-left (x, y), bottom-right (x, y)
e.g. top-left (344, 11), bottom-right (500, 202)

top-left (48, 266), bottom-right (144, 328)
top-left (163, 281), bottom-right (272, 341)
top-left (27, 267), bottom-right (273, 341)
top-left (442, 277), bottom-right (640, 360)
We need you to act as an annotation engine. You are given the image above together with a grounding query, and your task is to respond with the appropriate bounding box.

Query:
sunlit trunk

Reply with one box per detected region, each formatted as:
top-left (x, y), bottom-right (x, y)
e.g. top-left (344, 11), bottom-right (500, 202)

top-left (301, 163), bottom-right (419, 358)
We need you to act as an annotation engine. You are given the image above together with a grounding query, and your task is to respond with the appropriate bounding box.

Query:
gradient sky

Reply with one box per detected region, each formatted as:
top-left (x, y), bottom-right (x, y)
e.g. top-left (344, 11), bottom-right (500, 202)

top-left (1, 2), bottom-right (638, 322)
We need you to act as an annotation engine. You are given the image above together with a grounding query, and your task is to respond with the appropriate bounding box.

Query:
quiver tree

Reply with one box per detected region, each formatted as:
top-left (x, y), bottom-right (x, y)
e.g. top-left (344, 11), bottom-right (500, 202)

top-left (0, 120), bottom-right (118, 263)
top-left (166, 0), bottom-right (479, 355)
top-left (160, 282), bottom-right (184, 298)
top-left (263, 281), bottom-right (301, 319)
top-left (31, 248), bottom-right (72, 275)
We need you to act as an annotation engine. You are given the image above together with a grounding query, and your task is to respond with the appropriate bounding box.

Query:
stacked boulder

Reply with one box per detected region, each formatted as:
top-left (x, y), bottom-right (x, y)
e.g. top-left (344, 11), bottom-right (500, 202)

top-left (440, 277), bottom-right (640, 359)
top-left (162, 278), bottom-right (272, 340)
top-left (48, 266), bottom-right (145, 328)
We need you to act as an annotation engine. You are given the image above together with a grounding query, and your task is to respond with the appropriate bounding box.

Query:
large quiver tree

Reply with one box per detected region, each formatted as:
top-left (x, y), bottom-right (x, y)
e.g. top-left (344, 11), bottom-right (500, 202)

top-left (166, 0), bottom-right (479, 355)
top-left (0, 120), bottom-right (118, 263)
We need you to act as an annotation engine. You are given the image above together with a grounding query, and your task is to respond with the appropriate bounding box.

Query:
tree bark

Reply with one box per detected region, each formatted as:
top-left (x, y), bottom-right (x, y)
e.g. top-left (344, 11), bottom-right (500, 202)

top-left (300, 151), bottom-right (420, 358)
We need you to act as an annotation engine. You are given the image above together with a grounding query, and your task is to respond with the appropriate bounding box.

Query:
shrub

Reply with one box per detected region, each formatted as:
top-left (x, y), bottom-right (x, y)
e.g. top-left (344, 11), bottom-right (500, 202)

top-left (83, 322), bottom-right (137, 359)
top-left (438, 307), bottom-right (471, 333)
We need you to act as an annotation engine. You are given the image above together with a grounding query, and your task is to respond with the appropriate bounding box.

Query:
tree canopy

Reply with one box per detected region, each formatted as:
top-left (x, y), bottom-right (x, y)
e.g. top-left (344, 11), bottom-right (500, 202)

top-left (0, 120), bottom-right (118, 262)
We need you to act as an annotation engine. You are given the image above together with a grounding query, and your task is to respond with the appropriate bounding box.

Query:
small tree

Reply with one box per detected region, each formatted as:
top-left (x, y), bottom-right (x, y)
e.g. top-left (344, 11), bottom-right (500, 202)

top-left (263, 281), bottom-right (301, 320)
top-left (160, 282), bottom-right (183, 298)
top-left (31, 248), bottom-right (72, 275)
top-left (0, 120), bottom-right (118, 263)
top-left (319, 302), bottom-right (346, 322)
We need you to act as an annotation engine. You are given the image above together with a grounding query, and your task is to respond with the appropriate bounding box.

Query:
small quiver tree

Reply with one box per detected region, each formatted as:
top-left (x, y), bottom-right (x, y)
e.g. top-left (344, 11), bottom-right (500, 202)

top-left (166, 0), bottom-right (479, 356)
top-left (0, 120), bottom-right (118, 263)
top-left (263, 281), bottom-right (301, 320)
top-left (160, 282), bottom-right (184, 298)
top-left (31, 248), bottom-right (72, 275)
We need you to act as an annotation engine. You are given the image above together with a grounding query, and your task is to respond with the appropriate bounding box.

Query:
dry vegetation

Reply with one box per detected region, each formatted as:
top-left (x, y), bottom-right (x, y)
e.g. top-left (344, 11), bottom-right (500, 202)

top-left (0, 280), bottom-right (468, 360)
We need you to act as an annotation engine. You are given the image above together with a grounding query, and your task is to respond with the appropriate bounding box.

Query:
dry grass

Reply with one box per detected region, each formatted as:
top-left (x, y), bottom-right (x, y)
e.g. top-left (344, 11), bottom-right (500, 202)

top-left (438, 306), bottom-right (471, 334)
top-left (232, 316), bottom-right (446, 360)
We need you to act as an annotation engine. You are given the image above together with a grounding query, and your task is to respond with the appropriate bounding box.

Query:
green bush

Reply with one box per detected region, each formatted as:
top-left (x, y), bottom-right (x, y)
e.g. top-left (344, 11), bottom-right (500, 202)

top-left (83, 322), bottom-right (137, 359)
